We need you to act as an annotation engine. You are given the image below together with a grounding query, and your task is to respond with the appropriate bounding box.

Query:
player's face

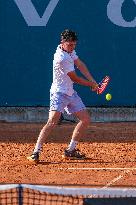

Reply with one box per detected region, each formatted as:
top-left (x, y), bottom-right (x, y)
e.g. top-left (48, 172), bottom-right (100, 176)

top-left (61, 41), bottom-right (77, 53)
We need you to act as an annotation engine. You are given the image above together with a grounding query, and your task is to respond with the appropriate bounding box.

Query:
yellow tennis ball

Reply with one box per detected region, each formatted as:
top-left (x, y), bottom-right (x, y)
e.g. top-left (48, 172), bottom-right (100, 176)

top-left (106, 93), bottom-right (112, 101)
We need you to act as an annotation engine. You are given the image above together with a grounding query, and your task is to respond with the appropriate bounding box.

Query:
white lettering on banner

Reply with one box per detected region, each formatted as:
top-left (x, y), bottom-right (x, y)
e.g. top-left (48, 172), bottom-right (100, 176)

top-left (13, 0), bottom-right (60, 26)
top-left (14, 0), bottom-right (136, 28)
top-left (107, 0), bottom-right (136, 27)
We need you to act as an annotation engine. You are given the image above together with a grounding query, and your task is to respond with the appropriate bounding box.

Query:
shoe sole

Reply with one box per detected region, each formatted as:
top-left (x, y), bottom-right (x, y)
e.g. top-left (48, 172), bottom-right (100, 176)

top-left (27, 156), bottom-right (39, 163)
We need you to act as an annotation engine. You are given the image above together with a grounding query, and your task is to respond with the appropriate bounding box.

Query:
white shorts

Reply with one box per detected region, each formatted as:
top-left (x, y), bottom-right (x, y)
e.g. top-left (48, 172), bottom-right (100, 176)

top-left (50, 91), bottom-right (86, 114)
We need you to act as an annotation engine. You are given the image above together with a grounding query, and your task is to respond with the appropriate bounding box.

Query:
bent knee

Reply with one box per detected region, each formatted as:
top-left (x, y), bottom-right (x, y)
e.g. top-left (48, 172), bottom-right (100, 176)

top-left (80, 117), bottom-right (90, 126)
top-left (47, 119), bottom-right (58, 127)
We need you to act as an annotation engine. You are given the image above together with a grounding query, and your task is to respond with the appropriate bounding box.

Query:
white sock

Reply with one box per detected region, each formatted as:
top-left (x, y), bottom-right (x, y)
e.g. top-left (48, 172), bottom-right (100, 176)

top-left (34, 144), bottom-right (42, 153)
top-left (68, 140), bottom-right (78, 151)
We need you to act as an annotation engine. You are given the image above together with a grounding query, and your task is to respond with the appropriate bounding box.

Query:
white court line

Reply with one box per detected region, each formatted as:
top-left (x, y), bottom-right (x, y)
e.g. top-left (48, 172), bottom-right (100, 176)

top-left (58, 167), bottom-right (136, 171)
top-left (58, 167), bottom-right (135, 188)
top-left (102, 170), bottom-right (131, 188)
top-left (57, 167), bottom-right (135, 188)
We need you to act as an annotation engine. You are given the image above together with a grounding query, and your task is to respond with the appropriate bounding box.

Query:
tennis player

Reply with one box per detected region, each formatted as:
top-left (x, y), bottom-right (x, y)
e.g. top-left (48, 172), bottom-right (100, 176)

top-left (27, 29), bottom-right (98, 162)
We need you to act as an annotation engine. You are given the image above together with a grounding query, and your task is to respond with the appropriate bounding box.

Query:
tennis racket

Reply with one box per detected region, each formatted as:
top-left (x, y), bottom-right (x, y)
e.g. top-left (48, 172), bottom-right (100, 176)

top-left (97, 76), bottom-right (110, 94)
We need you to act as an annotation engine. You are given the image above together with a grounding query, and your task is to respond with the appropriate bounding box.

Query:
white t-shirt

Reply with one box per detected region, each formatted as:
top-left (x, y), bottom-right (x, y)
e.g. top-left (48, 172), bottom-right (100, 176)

top-left (50, 45), bottom-right (78, 96)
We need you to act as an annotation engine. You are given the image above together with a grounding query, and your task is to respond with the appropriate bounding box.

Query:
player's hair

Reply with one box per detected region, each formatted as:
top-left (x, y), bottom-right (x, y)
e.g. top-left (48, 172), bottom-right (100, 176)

top-left (61, 29), bottom-right (78, 42)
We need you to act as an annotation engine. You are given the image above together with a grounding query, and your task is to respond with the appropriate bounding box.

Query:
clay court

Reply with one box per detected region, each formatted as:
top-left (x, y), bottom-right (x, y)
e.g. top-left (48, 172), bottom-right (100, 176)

top-left (0, 121), bottom-right (136, 187)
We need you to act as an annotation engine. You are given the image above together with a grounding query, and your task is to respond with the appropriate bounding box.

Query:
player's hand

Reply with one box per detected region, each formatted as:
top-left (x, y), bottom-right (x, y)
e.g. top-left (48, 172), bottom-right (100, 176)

top-left (90, 81), bottom-right (98, 92)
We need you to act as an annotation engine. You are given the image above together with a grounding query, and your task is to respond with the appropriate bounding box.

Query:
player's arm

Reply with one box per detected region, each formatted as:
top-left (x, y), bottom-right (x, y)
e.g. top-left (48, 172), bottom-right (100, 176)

top-left (74, 58), bottom-right (96, 83)
top-left (67, 71), bottom-right (97, 90)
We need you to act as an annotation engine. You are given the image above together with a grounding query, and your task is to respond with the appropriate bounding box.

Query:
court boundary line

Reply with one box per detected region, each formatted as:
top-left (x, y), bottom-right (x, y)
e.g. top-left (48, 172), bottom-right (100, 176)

top-left (57, 167), bottom-right (135, 187)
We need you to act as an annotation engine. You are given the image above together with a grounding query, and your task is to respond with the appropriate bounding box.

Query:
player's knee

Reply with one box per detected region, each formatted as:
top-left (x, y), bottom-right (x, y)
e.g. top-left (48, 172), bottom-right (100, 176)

top-left (47, 119), bottom-right (58, 127)
top-left (81, 117), bottom-right (90, 126)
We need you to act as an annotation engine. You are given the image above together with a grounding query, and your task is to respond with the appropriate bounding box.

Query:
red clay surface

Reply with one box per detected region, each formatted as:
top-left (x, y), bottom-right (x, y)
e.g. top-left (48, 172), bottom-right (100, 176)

top-left (0, 122), bottom-right (136, 187)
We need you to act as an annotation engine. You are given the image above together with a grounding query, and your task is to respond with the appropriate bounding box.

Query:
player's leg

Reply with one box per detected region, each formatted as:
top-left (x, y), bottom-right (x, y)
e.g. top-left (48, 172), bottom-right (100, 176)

top-left (63, 92), bottom-right (90, 159)
top-left (69, 109), bottom-right (90, 142)
top-left (27, 111), bottom-right (61, 162)
top-left (63, 109), bottom-right (90, 159)
top-left (34, 111), bottom-right (61, 152)
top-left (27, 92), bottom-right (68, 162)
